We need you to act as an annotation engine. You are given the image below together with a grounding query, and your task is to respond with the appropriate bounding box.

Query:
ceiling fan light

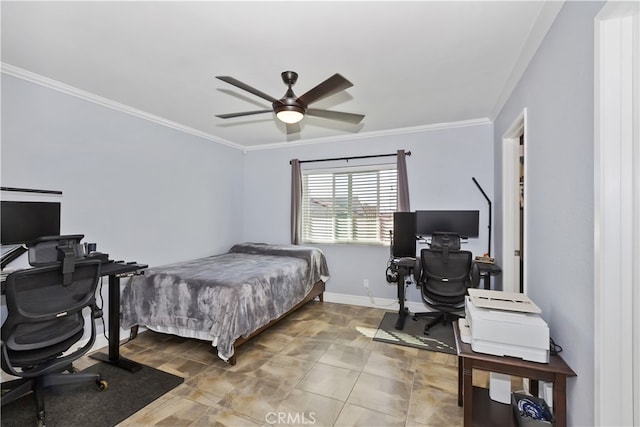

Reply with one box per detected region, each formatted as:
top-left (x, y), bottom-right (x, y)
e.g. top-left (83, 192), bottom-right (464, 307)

top-left (276, 109), bottom-right (304, 124)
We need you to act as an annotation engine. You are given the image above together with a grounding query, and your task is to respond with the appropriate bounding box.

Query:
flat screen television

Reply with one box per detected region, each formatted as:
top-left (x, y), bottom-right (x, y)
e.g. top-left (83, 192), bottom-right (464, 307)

top-left (1, 200), bottom-right (61, 245)
top-left (415, 210), bottom-right (479, 238)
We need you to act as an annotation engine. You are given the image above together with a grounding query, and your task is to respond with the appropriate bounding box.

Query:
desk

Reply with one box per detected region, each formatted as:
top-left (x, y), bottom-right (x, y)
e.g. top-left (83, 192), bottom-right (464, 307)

top-left (474, 261), bottom-right (501, 290)
top-left (2, 261), bottom-right (147, 373)
top-left (389, 257), bottom-right (415, 330)
top-left (88, 261), bottom-right (147, 373)
top-left (453, 322), bottom-right (576, 427)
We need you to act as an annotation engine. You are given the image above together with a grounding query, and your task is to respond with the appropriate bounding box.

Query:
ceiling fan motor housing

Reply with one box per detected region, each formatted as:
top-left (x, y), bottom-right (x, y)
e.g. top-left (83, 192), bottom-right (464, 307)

top-left (273, 98), bottom-right (306, 115)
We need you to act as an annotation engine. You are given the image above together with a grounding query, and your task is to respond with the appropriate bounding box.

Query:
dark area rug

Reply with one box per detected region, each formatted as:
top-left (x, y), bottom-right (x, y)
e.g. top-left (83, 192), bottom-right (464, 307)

top-left (1, 362), bottom-right (183, 427)
top-left (374, 311), bottom-right (456, 355)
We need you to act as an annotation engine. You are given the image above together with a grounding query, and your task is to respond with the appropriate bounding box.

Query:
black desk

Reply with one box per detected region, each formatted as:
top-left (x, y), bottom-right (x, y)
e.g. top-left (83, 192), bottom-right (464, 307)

top-left (474, 261), bottom-right (501, 289)
top-left (88, 261), bottom-right (147, 373)
top-left (389, 257), bottom-right (415, 330)
top-left (1, 261), bottom-right (147, 373)
top-left (390, 258), bottom-right (500, 330)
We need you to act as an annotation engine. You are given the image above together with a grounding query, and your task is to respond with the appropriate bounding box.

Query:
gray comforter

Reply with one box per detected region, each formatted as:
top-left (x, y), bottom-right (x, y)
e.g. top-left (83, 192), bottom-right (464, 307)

top-left (120, 243), bottom-right (329, 360)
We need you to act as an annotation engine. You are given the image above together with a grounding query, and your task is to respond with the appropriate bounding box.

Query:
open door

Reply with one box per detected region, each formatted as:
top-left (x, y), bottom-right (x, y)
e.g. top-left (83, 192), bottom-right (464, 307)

top-left (501, 110), bottom-right (526, 294)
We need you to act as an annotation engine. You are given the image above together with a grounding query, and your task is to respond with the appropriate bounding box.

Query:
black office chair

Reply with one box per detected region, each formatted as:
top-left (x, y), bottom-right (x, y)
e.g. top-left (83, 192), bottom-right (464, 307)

top-left (1, 259), bottom-right (107, 426)
top-left (413, 233), bottom-right (479, 334)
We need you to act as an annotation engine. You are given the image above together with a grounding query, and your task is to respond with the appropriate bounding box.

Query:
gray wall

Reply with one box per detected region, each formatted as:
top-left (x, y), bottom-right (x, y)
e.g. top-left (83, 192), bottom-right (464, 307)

top-left (243, 122), bottom-right (494, 304)
top-left (1, 74), bottom-right (245, 329)
top-left (2, 71), bottom-right (494, 330)
top-left (1, 74), bottom-right (244, 264)
top-left (493, 2), bottom-right (604, 426)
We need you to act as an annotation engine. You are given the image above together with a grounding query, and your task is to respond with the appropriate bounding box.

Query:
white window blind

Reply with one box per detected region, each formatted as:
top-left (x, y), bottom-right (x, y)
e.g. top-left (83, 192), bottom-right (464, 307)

top-left (302, 166), bottom-right (397, 244)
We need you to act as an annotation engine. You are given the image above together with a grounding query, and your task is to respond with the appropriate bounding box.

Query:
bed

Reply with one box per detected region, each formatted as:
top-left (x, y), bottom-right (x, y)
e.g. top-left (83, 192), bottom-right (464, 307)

top-left (120, 243), bottom-right (329, 364)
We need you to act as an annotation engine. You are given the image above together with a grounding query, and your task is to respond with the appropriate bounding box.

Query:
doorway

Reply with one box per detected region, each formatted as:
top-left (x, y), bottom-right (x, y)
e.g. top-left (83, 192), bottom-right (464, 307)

top-left (519, 134), bottom-right (525, 293)
top-left (594, 2), bottom-right (639, 425)
top-left (501, 109), bottom-right (527, 294)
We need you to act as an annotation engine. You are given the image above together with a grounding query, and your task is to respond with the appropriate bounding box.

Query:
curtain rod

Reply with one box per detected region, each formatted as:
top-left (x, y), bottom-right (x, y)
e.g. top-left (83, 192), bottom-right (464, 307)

top-left (290, 151), bottom-right (411, 165)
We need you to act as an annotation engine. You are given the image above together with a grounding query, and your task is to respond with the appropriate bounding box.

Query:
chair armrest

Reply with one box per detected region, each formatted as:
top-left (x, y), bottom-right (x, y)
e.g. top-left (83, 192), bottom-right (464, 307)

top-left (470, 263), bottom-right (481, 288)
top-left (413, 258), bottom-right (422, 285)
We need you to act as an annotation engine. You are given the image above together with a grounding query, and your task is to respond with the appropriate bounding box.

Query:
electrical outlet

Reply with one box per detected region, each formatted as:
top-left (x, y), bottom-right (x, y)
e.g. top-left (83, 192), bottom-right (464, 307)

top-left (363, 279), bottom-right (369, 289)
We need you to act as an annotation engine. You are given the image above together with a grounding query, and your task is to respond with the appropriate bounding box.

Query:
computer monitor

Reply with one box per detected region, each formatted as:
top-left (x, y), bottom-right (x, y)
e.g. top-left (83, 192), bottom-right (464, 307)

top-left (392, 212), bottom-right (416, 257)
top-left (1, 200), bottom-right (61, 245)
top-left (415, 210), bottom-right (479, 238)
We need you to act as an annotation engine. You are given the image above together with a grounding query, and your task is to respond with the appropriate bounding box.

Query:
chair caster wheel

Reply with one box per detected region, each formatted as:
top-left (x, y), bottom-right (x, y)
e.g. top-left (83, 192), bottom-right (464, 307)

top-left (97, 379), bottom-right (108, 391)
top-left (68, 366), bottom-right (79, 374)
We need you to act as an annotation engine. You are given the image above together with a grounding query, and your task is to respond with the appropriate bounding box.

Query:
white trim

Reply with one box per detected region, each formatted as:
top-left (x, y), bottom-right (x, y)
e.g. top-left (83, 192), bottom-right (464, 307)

top-left (2, 62), bottom-right (492, 153)
top-left (594, 2), bottom-right (639, 425)
top-left (501, 109), bottom-right (527, 294)
top-left (323, 292), bottom-right (427, 314)
top-left (245, 118), bottom-right (493, 152)
top-left (491, 2), bottom-right (564, 120)
top-left (633, 9), bottom-right (640, 424)
top-left (67, 334), bottom-right (109, 358)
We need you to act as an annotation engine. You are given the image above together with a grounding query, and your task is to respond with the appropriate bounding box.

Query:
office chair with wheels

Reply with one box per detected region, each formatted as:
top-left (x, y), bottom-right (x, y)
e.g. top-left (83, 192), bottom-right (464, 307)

top-left (1, 259), bottom-right (107, 426)
top-left (413, 233), bottom-right (479, 334)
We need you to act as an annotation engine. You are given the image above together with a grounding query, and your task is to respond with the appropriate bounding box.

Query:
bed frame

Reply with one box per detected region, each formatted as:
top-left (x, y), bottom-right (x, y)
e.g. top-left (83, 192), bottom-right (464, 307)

top-left (226, 280), bottom-right (325, 365)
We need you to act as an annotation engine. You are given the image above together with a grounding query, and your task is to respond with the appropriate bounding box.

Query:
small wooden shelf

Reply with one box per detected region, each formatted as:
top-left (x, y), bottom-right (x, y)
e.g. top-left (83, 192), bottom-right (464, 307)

top-left (454, 322), bottom-right (576, 427)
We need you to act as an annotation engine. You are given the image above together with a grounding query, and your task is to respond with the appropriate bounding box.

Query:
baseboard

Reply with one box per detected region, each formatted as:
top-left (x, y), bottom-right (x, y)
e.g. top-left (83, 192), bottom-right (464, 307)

top-left (62, 334), bottom-right (109, 359)
top-left (93, 335), bottom-right (109, 352)
top-left (323, 292), bottom-right (430, 314)
top-left (79, 329), bottom-right (135, 355)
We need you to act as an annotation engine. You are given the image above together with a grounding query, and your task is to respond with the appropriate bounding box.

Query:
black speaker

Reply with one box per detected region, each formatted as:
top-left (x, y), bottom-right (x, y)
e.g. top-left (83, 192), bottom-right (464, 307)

top-left (392, 212), bottom-right (416, 258)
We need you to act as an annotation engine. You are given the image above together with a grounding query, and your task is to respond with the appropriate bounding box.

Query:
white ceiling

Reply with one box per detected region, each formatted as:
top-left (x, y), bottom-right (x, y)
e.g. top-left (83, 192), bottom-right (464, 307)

top-left (1, 1), bottom-right (562, 149)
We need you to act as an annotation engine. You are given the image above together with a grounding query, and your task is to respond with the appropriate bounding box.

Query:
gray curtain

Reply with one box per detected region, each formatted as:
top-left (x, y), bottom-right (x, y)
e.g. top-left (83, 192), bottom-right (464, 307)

top-left (397, 149), bottom-right (410, 211)
top-left (290, 159), bottom-right (302, 245)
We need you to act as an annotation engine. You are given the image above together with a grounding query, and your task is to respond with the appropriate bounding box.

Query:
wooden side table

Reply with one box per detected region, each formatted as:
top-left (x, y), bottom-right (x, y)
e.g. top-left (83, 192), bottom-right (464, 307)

top-left (453, 322), bottom-right (576, 427)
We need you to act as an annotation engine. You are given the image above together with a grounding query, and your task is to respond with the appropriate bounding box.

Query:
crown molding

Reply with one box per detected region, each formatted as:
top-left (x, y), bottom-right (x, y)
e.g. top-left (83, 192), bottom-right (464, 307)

top-left (1, 63), bottom-right (245, 151)
top-left (3, 62), bottom-right (492, 153)
top-left (244, 117), bottom-right (493, 152)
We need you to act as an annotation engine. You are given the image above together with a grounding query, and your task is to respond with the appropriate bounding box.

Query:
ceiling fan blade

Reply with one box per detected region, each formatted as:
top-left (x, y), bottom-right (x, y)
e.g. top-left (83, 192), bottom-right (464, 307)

top-left (297, 74), bottom-right (353, 106)
top-left (216, 76), bottom-right (278, 103)
top-left (306, 109), bottom-right (365, 124)
top-left (215, 110), bottom-right (272, 119)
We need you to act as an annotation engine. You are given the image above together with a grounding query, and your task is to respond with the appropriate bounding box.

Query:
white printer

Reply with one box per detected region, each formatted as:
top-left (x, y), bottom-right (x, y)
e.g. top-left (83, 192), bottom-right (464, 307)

top-left (465, 289), bottom-right (549, 363)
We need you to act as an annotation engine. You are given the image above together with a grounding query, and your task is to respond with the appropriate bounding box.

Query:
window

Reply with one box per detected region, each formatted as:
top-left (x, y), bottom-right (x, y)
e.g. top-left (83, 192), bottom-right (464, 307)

top-left (302, 165), bottom-right (397, 244)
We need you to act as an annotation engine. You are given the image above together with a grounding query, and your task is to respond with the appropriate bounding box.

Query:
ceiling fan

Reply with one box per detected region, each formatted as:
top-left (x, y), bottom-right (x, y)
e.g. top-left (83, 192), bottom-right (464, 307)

top-left (215, 71), bottom-right (365, 126)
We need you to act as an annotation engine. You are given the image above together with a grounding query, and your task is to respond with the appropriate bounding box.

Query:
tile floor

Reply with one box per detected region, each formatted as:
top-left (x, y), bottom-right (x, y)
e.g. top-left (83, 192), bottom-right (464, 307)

top-left (78, 301), bottom-right (499, 427)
